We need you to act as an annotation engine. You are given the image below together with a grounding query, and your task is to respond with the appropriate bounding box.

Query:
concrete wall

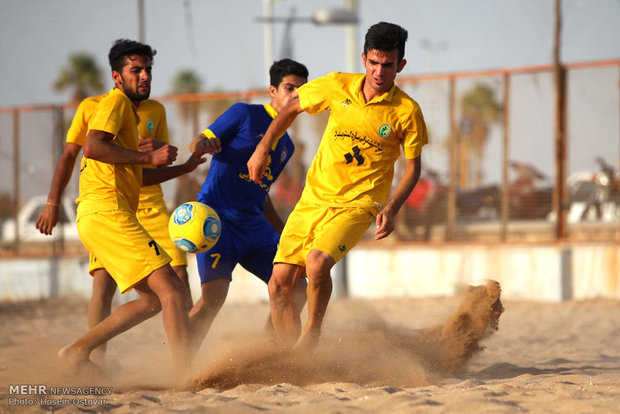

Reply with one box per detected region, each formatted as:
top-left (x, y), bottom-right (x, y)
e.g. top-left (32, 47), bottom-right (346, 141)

top-left (0, 243), bottom-right (618, 303)
top-left (347, 242), bottom-right (619, 301)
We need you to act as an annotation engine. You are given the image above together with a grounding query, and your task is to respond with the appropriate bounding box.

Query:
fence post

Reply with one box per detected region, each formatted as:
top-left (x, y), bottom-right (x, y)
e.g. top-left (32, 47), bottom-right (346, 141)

top-left (52, 105), bottom-right (65, 256)
top-left (12, 109), bottom-right (20, 252)
top-left (560, 246), bottom-right (573, 300)
top-left (446, 77), bottom-right (457, 240)
top-left (553, 0), bottom-right (568, 239)
top-left (501, 73), bottom-right (511, 240)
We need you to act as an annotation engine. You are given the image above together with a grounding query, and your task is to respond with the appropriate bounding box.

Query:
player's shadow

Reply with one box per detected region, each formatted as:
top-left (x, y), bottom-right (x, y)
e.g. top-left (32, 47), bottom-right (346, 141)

top-left (466, 358), bottom-right (619, 380)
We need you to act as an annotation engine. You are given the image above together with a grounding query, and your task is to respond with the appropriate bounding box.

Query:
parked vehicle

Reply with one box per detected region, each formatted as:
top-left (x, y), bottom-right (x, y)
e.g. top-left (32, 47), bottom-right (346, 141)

top-left (566, 164), bottom-right (620, 223)
top-left (507, 162), bottom-right (553, 220)
top-left (405, 162), bottom-right (554, 224)
top-left (1, 195), bottom-right (79, 242)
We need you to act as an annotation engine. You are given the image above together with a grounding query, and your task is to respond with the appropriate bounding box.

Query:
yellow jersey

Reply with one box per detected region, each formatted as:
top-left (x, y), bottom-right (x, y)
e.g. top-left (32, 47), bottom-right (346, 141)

top-left (66, 94), bottom-right (106, 146)
top-left (76, 88), bottom-right (142, 216)
top-left (134, 99), bottom-right (168, 208)
top-left (69, 92), bottom-right (168, 212)
top-left (297, 72), bottom-right (428, 211)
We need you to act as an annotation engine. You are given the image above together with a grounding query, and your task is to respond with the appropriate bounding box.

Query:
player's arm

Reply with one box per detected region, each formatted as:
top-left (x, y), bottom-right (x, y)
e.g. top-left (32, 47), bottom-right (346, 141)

top-left (189, 132), bottom-right (221, 154)
top-left (138, 135), bottom-right (166, 152)
top-left (248, 97), bottom-right (303, 183)
top-left (84, 129), bottom-right (177, 166)
top-left (263, 194), bottom-right (285, 234)
top-left (142, 148), bottom-right (208, 186)
top-left (375, 156), bottom-right (422, 240)
top-left (35, 143), bottom-right (82, 235)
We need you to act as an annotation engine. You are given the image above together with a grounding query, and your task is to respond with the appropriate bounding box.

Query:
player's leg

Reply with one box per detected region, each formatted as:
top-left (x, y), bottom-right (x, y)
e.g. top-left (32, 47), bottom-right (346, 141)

top-left (88, 266), bottom-right (117, 366)
top-left (293, 206), bottom-right (374, 350)
top-left (263, 272), bottom-right (307, 338)
top-left (142, 264), bottom-right (191, 372)
top-left (58, 282), bottom-right (162, 370)
top-left (293, 275), bottom-right (308, 317)
top-left (296, 250), bottom-right (335, 350)
top-left (238, 218), bottom-right (309, 340)
top-left (60, 209), bottom-right (178, 372)
top-left (172, 265), bottom-right (192, 311)
top-left (268, 262), bottom-right (305, 346)
top-left (187, 226), bottom-right (236, 356)
top-left (59, 265), bottom-right (189, 373)
top-left (136, 205), bottom-right (192, 311)
top-left (188, 278), bottom-right (229, 354)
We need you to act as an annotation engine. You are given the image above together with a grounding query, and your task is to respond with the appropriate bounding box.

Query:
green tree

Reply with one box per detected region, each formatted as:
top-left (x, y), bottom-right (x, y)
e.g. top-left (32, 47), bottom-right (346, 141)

top-left (171, 69), bottom-right (203, 123)
top-left (53, 52), bottom-right (104, 104)
top-left (170, 69), bottom-right (204, 205)
top-left (458, 83), bottom-right (501, 188)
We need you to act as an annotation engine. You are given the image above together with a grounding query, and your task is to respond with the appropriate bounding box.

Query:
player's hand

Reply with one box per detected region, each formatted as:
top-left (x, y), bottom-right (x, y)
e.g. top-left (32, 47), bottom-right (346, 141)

top-left (247, 147), bottom-right (269, 183)
top-left (149, 144), bottom-right (178, 166)
top-left (183, 147), bottom-right (208, 172)
top-left (196, 136), bottom-right (221, 155)
top-left (375, 209), bottom-right (395, 240)
top-left (138, 135), bottom-right (165, 152)
top-left (35, 204), bottom-right (60, 235)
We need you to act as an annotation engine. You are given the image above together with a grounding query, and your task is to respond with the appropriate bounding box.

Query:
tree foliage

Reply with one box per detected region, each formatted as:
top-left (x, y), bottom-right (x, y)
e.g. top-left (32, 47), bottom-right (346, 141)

top-left (171, 69), bottom-right (203, 123)
top-left (458, 83), bottom-right (501, 188)
top-left (53, 52), bottom-right (104, 104)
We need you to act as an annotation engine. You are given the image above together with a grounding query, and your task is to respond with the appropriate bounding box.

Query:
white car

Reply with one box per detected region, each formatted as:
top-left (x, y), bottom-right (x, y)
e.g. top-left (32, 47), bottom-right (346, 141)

top-left (566, 171), bottom-right (620, 223)
top-left (1, 195), bottom-right (80, 242)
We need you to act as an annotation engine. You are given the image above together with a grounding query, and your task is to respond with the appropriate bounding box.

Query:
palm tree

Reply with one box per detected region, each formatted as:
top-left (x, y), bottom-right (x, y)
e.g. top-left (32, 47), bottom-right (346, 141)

top-left (53, 52), bottom-right (104, 105)
top-left (171, 69), bottom-right (203, 123)
top-left (170, 69), bottom-right (204, 205)
top-left (458, 83), bottom-right (501, 188)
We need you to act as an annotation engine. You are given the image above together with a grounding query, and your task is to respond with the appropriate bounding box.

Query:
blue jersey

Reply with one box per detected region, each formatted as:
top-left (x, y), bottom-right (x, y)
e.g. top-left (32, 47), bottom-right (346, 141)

top-left (197, 103), bottom-right (294, 221)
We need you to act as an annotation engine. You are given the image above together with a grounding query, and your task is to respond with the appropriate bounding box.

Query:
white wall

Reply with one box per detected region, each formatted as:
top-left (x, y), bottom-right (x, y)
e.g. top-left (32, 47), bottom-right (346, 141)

top-left (0, 243), bottom-right (618, 302)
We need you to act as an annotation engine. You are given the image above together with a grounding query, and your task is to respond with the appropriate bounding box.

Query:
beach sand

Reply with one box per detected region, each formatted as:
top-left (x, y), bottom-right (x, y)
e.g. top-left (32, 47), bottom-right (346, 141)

top-left (0, 281), bottom-right (618, 413)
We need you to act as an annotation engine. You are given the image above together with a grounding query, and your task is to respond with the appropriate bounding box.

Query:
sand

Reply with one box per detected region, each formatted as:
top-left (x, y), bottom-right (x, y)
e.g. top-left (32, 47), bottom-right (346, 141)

top-left (0, 281), bottom-right (618, 413)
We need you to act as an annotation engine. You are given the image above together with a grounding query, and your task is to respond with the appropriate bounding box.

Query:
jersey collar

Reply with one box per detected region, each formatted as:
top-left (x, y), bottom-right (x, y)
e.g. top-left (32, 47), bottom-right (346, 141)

top-left (110, 87), bottom-right (140, 121)
top-left (263, 103), bottom-right (286, 150)
top-left (354, 74), bottom-right (398, 105)
top-left (263, 103), bottom-right (278, 119)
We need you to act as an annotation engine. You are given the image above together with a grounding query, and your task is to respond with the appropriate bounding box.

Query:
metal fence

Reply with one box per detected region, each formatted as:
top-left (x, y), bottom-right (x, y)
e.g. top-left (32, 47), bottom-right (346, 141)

top-left (1, 59), bottom-right (618, 256)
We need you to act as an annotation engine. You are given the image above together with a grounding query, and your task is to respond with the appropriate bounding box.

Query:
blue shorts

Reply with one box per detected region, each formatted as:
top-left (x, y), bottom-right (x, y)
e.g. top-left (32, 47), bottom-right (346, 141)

top-left (195, 214), bottom-right (279, 285)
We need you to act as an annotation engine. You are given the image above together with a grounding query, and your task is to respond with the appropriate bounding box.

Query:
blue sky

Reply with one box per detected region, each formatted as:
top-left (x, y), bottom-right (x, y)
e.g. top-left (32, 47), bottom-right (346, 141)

top-left (0, 0), bottom-right (618, 195)
top-left (1, 0), bottom-right (618, 107)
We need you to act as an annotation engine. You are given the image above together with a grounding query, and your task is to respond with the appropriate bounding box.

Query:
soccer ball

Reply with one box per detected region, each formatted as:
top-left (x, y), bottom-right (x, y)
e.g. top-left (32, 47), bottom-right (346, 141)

top-left (169, 202), bottom-right (221, 254)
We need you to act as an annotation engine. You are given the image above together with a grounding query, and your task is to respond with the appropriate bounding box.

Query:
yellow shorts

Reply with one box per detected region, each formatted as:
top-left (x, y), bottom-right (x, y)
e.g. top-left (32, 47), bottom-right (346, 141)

top-left (88, 254), bottom-right (106, 274)
top-left (77, 209), bottom-right (172, 293)
top-left (274, 200), bottom-right (374, 266)
top-left (87, 203), bottom-right (187, 274)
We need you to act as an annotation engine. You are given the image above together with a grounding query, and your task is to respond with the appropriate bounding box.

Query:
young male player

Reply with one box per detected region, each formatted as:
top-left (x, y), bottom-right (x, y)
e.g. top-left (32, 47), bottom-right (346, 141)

top-left (58, 39), bottom-right (207, 374)
top-left (36, 95), bottom-right (191, 367)
top-left (187, 59), bottom-right (309, 353)
top-left (247, 22), bottom-right (428, 350)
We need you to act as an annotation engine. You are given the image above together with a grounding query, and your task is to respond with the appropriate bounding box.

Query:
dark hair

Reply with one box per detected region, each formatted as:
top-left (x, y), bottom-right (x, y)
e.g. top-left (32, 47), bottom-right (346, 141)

top-left (269, 58), bottom-right (308, 88)
top-left (363, 22), bottom-right (408, 62)
top-left (108, 39), bottom-right (157, 72)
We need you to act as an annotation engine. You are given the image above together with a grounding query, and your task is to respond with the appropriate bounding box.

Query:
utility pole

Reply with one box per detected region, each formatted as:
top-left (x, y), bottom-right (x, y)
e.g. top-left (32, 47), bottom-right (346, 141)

top-left (553, 0), bottom-right (567, 239)
top-left (344, 0), bottom-right (358, 73)
top-left (137, 0), bottom-right (145, 42)
top-left (263, 0), bottom-right (275, 85)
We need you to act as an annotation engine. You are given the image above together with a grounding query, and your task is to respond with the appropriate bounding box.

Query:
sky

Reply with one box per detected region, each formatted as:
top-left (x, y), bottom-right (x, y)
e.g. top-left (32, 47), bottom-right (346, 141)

top-left (0, 0), bottom-right (619, 195)
top-left (1, 0), bottom-right (618, 107)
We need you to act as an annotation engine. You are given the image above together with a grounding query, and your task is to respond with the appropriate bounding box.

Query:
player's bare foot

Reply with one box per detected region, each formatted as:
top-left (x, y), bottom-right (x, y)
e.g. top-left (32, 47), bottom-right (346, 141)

top-left (58, 344), bottom-right (89, 366)
top-left (293, 327), bottom-right (320, 352)
top-left (57, 343), bottom-right (103, 377)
